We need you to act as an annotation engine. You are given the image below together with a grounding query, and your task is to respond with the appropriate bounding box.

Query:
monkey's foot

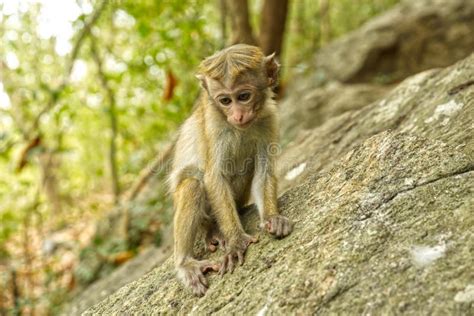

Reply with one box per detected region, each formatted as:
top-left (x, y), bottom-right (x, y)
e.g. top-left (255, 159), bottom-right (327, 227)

top-left (219, 234), bottom-right (258, 275)
top-left (177, 259), bottom-right (220, 296)
top-left (262, 215), bottom-right (293, 238)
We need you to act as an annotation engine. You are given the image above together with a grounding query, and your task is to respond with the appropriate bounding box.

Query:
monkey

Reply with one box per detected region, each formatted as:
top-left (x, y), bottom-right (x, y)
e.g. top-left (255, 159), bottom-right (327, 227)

top-left (169, 44), bottom-right (293, 296)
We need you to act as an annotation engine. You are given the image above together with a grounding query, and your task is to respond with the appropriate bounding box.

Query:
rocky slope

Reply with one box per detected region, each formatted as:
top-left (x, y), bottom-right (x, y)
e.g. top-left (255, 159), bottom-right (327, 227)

top-left (280, 0), bottom-right (474, 144)
top-left (315, 0), bottom-right (474, 83)
top-left (83, 50), bottom-right (474, 315)
top-left (72, 0), bottom-right (474, 314)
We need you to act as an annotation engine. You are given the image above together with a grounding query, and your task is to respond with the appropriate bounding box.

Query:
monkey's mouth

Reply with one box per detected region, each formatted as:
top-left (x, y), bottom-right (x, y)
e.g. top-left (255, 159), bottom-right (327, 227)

top-left (233, 119), bottom-right (254, 129)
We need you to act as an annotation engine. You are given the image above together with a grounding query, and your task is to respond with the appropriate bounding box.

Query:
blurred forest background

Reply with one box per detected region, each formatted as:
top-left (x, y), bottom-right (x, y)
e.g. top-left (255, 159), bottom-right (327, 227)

top-left (0, 0), bottom-right (399, 314)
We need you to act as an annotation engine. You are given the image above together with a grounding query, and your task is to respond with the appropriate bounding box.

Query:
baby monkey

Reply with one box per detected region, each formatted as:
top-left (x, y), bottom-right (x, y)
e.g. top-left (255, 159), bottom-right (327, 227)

top-left (169, 44), bottom-right (293, 296)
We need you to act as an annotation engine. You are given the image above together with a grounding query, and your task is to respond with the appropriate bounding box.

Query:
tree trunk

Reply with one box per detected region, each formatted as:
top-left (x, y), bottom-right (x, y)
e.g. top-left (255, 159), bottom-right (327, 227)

top-left (319, 0), bottom-right (332, 45)
top-left (259, 0), bottom-right (289, 57)
top-left (226, 0), bottom-right (257, 45)
top-left (10, 269), bottom-right (20, 316)
top-left (108, 97), bottom-right (120, 205)
top-left (39, 151), bottom-right (63, 214)
top-left (219, 0), bottom-right (228, 47)
top-left (91, 41), bottom-right (120, 205)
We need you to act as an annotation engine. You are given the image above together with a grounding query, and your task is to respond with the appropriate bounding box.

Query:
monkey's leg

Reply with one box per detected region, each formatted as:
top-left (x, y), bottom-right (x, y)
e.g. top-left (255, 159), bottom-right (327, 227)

top-left (174, 178), bottom-right (219, 296)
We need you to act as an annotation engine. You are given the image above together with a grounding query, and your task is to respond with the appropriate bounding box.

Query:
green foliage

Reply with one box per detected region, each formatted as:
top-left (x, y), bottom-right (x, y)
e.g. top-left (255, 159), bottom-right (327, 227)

top-left (0, 0), bottom-right (400, 313)
top-left (76, 236), bottom-right (128, 285)
top-left (283, 0), bottom-right (400, 76)
top-left (0, 0), bottom-right (220, 247)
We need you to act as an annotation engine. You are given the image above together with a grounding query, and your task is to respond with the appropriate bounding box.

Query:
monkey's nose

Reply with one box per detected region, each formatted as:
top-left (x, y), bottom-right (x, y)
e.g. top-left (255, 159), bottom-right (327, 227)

top-left (231, 111), bottom-right (253, 127)
top-left (233, 113), bottom-right (244, 123)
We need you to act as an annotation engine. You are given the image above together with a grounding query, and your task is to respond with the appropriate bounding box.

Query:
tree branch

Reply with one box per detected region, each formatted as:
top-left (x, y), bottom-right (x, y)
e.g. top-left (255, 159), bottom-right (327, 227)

top-left (90, 39), bottom-right (121, 204)
top-left (226, 0), bottom-right (257, 45)
top-left (259, 0), bottom-right (289, 57)
top-left (124, 140), bottom-right (175, 202)
top-left (29, 0), bottom-right (108, 135)
top-left (219, 0), bottom-right (228, 47)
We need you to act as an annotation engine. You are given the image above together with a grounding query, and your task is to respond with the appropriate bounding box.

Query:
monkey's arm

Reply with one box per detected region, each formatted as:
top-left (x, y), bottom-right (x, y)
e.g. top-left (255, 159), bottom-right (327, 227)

top-left (204, 173), bottom-right (257, 274)
top-left (252, 152), bottom-right (293, 238)
top-left (205, 173), bottom-right (243, 235)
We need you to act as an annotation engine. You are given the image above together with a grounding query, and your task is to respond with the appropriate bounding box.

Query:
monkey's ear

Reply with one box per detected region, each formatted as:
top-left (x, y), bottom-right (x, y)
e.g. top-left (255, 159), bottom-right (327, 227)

top-left (264, 53), bottom-right (280, 88)
top-left (195, 74), bottom-right (208, 91)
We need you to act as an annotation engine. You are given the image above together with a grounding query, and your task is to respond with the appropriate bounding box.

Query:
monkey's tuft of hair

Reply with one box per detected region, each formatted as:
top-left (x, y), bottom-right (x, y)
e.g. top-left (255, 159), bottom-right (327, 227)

top-left (198, 44), bottom-right (265, 80)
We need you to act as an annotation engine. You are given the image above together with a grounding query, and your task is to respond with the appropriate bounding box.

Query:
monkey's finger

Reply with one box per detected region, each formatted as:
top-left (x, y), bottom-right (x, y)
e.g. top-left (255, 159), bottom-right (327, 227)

top-left (264, 220), bottom-right (272, 233)
top-left (198, 273), bottom-right (208, 287)
top-left (281, 220), bottom-right (288, 236)
top-left (277, 219), bottom-right (284, 237)
top-left (227, 254), bottom-right (234, 272)
top-left (220, 256), bottom-right (228, 276)
top-left (282, 223), bottom-right (289, 236)
top-left (221, 239), bottom-right (227, 251)
top-left (237, 251), bottom-right (244, 265)
top-left (268, 218), bottom-right (276, 234)
top-left (219, 264), bottom-right (225, 276)
top-left (228, 256), bottom-right (235, 273)
top-left (201, 261), bottom-right (220, 274)
top-left (211, 263), bottom-right (221, 272)
top-left (283, 221), bottom-right (292, 236)
top-left (260, 220), bottom-right (272, 231)
top-left (193, 282), bottom-right (207, 297)
top-left (190, 273), bottom-right (201, 290)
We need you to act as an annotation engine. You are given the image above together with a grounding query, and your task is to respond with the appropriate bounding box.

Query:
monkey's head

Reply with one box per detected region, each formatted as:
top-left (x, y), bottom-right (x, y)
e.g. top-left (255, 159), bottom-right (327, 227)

top-left (197, 44), bottom-right (279, 129)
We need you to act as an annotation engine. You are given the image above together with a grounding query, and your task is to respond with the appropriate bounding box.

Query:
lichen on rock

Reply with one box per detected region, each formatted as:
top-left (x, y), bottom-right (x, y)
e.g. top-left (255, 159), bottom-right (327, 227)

top-left (84, 52), bottom-right (474, 314)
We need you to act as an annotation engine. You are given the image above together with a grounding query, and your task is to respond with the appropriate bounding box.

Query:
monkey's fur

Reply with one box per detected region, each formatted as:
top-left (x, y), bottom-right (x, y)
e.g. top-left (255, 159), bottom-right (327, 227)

top-left (169, 44), bottom-right (293, 296)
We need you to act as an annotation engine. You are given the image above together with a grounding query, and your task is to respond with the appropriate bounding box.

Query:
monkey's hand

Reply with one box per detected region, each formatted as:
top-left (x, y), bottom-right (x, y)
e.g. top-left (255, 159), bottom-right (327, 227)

top-left (177, 259), bottom-right (220, 296)
top-left (219, 233), bottom-right (258, 275)
top-left (263, 215), bottom-right (293, 238)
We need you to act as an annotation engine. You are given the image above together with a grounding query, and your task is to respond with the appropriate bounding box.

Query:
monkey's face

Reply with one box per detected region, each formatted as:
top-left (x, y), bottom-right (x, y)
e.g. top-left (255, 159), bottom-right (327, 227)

top-left (197, 46), bottom-right (279, 129)
top-left (207, 78), bottom-right (266, 129)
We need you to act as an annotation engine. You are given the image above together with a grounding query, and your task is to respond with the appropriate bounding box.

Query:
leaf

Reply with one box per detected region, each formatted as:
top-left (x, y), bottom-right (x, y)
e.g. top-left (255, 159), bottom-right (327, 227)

top-left (162, 69), bottom-right (178, 102)
top-left (138, 22), bottom-right (151, 37)
top-left (110, 250), bottom-right (134, 265)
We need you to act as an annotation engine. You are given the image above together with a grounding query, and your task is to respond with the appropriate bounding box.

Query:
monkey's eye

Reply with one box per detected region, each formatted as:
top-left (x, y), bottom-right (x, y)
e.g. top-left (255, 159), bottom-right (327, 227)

top-left (219, 97), bottom-right (232, 106)
top-left (237, 92), bottom-right (251, 101)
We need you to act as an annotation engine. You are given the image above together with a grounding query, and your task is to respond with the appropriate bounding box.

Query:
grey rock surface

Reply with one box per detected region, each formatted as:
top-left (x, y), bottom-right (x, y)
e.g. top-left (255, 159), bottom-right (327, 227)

top-left (83, 50), bottom-right (474, 315)
top-left (65, 226), bottom-right (173, 315)
top-left (315, 0), bottom-right (474, 83)
top-left (70, 0), bottom-right (474, 314)
top-left (66, 246), bottom-right (169, 315)
top-left (279, 82), bottom-right (390, 144)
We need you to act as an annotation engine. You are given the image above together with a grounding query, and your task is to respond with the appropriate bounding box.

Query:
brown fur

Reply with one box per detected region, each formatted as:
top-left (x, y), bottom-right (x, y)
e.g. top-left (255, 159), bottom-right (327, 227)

top-left (169, 44), bottom-right (292, 296)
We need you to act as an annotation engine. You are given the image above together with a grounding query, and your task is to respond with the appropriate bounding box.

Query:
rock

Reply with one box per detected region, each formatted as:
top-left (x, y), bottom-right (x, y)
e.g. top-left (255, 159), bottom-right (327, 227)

top-left (83, 52), bottom-right (474, 315)
top-left (72, 172), bottom-right (173, 290)
top-left (278, 54), bottom-right (473, 193)
top-left (315, 0), bottom-right (474, 83)
top-left (279, 81), bottom-right (390, 144)
top-left (71, 2), bottom-right (474, 311)
top-left (65, 227), bottom-right (173, 315)
top-left (454, 285), bottom-right (474, 303)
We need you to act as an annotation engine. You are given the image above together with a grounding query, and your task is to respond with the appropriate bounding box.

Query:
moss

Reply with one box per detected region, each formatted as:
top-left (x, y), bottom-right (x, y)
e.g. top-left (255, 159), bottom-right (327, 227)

top-left (84, 130), bottom-right (474, 315)
top-left (82, 33), bottom-right (474, 316)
